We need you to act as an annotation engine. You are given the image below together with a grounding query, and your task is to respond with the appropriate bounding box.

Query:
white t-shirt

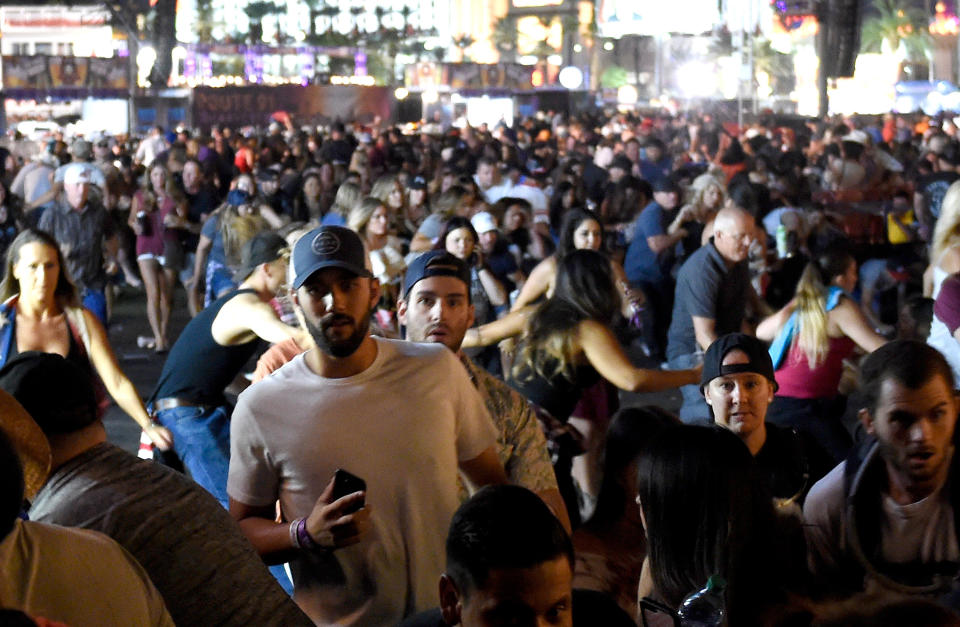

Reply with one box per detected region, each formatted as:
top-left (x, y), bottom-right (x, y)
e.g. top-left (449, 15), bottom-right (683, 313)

top-left (228, 337), bottom-right (498, 626)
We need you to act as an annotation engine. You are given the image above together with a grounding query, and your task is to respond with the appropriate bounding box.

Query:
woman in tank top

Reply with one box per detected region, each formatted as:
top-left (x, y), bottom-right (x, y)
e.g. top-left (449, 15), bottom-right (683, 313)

top-left (757, 248), bottom-right (885, 461)
top-left (128, 162), bottom-right (186, 352)
top-left (0, 229), bottom-right (171, 450)
top-left (925, 180), bottom-right (960, 385)
top-left (463, 249), bottom-right (699, 524)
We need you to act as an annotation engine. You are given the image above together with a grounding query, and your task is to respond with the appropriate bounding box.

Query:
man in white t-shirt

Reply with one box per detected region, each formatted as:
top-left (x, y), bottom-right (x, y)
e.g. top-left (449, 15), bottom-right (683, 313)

top-left (228, 226), bottom-right (507, 626)
top-left (804, 340), bottom-right (960, 600)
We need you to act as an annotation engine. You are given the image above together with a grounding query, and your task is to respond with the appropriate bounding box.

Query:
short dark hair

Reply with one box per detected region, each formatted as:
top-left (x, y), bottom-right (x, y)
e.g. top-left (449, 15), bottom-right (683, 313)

top-left (861, 340), bottom-right (955, 414)
top-left (0, 428), bottom-right (24, 541)
top-left (445, 485), bottom-right (572, 598)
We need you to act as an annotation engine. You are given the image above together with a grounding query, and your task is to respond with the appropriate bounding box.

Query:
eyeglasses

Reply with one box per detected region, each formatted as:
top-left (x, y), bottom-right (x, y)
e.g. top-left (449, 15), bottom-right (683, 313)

top-left (639, 597), bottom-right (680, 627)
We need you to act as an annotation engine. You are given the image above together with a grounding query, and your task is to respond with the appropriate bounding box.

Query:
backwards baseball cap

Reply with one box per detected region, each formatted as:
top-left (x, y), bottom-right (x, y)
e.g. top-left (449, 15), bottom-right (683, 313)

top-left (700, 333), bottom-right (777, 393)
top-left (235, 231), bottom-right (289, 281)
top-left (402, 250), bottom-right (471, 299)
top-left (291, 225), bottom-right (372, 289)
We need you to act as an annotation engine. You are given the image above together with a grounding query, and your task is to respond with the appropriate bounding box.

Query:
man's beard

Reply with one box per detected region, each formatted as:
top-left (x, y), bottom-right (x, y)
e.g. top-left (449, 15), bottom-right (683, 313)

top-left (305, 309), bottom-right (371, 358)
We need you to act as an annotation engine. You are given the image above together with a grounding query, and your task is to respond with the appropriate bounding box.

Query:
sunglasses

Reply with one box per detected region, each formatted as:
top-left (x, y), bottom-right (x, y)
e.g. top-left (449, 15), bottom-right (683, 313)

top-left (639, 597), bottom-right (680, 627)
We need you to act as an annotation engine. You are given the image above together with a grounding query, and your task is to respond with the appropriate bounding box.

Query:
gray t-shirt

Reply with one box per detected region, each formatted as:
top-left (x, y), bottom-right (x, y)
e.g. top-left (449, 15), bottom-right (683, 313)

top-left (666, 240), bottom-right (751, 360)
top-left (29, 442), bottom-right (312, 627)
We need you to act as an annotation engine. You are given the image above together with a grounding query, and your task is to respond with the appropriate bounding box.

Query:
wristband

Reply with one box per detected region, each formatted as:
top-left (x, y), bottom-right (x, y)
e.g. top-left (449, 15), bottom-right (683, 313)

top-left (289, 517), bottom-right (303, 549)
top-left (297, 517), bottom-right (319, 551)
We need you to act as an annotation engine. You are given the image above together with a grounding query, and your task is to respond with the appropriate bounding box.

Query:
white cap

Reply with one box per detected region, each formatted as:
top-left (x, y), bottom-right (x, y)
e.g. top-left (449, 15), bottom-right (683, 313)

top-left (62, 163), bottom-right (92, 186)
top-left (841, 129), bottom-right (869, 145)
top-left (471, 211), bottom-right (497, 234)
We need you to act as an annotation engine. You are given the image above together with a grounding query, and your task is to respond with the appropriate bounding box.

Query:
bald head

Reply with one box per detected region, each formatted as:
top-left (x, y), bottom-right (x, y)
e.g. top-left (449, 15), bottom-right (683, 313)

top-left (713, 207), bottom-right (754, 264)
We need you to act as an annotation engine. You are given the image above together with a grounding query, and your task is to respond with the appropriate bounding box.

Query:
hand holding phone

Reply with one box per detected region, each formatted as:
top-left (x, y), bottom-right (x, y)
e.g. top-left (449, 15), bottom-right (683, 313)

top-left (331, 468), bottom-right (366, 514)
top-left (305, 469), bottom-right (370, 550)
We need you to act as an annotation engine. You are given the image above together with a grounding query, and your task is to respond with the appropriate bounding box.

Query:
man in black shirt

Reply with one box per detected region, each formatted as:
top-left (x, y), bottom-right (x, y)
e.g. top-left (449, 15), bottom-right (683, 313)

top-left (914, 145), bottom-right (960, 239)
top-left (149, 232), bottom-right (305, 507)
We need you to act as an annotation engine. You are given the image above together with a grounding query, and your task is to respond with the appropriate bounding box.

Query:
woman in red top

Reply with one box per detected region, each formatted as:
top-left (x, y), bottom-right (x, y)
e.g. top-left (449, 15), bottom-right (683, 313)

top-left (757, 249), bottom-right (885, 461)
top-left (128, 163), bottom-right (186, 352)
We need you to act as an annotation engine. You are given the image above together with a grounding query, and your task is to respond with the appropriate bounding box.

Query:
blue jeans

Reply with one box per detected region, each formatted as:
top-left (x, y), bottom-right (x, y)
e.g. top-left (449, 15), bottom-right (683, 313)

top-left (81, 288), bottom-right (107, 326)
top-left (668, 352), bottom-right (712, 424)
top-left (155, 405), bottom-right (231, 508)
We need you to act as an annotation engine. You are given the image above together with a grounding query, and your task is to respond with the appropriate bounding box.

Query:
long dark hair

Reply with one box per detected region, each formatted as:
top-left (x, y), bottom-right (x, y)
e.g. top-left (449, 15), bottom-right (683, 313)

top-left (0, 229), bottom-right (79, 306)
top-left (514, 249), bottom-right (619, 383)
top-left (586, 406), bottom-right (679, 528)
top-left (433, 216), bottom-right (478, 258)
top-left (637, 425), bottom-right (781, 621)
top-left (556, 207), bottom-right (604, 259)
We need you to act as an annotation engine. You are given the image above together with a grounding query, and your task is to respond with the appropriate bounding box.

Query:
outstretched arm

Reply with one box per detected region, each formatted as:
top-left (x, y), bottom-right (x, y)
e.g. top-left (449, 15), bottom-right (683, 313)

top-left (578, 319), bottom-right (700, 392)
top-left (462, 307), bottom-right (534, 348)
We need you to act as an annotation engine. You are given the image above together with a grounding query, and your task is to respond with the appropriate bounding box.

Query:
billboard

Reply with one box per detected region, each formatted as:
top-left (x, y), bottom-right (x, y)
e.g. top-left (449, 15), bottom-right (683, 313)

top-left (2, 56), bottom-right (128, 98)
top-left (597, 0), bottom-right (720, 37)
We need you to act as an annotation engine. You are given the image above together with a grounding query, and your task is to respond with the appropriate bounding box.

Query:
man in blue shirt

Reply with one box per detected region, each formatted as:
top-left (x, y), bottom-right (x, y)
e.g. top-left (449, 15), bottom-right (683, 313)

top-left (624, 177), bottom-right (690, 359)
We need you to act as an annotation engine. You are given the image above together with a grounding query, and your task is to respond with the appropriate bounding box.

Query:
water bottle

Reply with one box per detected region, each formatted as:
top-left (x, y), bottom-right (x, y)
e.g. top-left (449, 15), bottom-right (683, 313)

top-left (775, 224), bottom-right (788, 258)
top-left (677, 575), bottom-right (726, 627)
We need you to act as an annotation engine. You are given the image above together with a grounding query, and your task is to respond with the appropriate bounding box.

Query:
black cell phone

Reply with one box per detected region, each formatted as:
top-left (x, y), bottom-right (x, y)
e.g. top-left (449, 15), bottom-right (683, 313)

top-left (331, 468), bottom-right (366, 513)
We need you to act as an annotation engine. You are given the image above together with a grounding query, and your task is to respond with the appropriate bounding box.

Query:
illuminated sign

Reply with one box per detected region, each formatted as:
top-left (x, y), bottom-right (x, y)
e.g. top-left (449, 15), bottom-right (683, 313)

top-left (512, 0), bottom-right (562, 6)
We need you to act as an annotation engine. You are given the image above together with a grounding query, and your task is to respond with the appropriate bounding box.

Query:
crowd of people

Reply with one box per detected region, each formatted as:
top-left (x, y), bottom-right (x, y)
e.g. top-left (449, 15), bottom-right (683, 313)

top-left (2, 106), bottom-right (960, 625)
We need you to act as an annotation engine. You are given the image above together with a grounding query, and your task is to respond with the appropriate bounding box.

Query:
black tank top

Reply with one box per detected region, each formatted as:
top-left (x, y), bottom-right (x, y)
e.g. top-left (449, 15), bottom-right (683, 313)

top-left (150, 289), bottom-right (263, 406)
top-left (510, 358), bottom-right (601, 423)
top-left (9, 316), bottom-right (95, 384)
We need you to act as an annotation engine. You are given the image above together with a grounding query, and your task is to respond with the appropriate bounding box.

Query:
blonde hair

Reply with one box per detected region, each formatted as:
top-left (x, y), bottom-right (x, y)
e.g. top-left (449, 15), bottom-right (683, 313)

top-left (686, 173), bottom-right (726, 212)
top-left (792, 250), bottom-right (854, 368)
top-left (330, 182), bottom-right (363, 219)
top-left (932, 180), bottom-right (960, 263)
top-left (370, 174), bottom-right (399, 206)
top-left (348, 197), bottom-right (386, 234)
top-left (222, 213), bottom-right (268, 266)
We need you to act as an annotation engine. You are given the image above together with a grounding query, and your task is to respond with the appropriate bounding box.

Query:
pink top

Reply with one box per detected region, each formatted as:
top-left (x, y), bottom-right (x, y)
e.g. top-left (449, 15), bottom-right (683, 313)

top-left (774, 335), bottom-right (855, 399)
top-left (133, 190), bottom-right (177, 257)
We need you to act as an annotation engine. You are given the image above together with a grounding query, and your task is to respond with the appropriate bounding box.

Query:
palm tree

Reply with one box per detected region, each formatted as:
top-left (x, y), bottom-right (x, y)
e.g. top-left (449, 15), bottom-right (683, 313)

top-left (195, 0), bottom-right (215, 43)
top-left (373, 7), bottom-right (387, 33)
top-left (319, 5), bottom-right (340, 34)
top-left (349, 6), bottom-right (365, 35)
top-left (453, 34), bottom-right (474, 62)
top-left (491, 15), bottom-right (518, 62)
top-left (399, 5), bottom-right (414, 35)
top-left (303, 0), bottom-right (322, 39)
top-left (861, 0), bottom-right (931, 61)
top-left (244, 1), bottom-right (277, 44)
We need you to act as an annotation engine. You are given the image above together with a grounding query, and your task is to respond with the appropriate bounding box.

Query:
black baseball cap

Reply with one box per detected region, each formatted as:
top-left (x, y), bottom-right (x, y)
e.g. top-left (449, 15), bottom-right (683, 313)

top-left (700, 333), bottom-right (778, 393)
top-left (235, 231), bottom-right (288, 281)
top-left (409, 175), bottom-right (427, 190)
top-left (652, 176), bottom-right (681, 194)
top-left (402, 251), bottom-right (471, 300)
top-left (290, 226), bottom-right (372, 289)
top-left (610, 155), bottom-right (633, 172)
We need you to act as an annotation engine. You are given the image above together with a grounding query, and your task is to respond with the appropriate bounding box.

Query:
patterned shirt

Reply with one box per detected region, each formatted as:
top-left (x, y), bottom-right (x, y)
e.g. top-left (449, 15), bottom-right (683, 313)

top-left (459, 355), bottom-right (558, 499)
top-left (38, 196), bottom-right (114, 291)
